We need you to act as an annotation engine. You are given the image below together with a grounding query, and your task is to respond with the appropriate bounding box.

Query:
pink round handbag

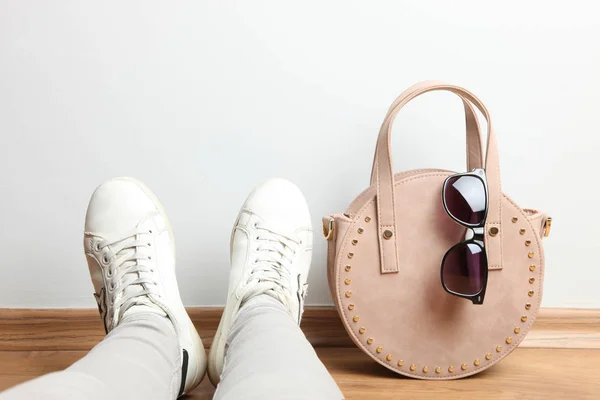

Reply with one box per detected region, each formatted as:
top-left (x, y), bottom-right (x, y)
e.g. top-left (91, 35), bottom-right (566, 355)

top-left (323, 81), bottom-right (551, 379)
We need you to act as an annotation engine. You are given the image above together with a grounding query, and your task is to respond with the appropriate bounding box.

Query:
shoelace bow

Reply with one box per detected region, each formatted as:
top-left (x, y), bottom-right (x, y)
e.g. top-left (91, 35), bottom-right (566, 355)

top-left (92, 228), bottom-right (158, 324)
top-left (240, 224), bottom-right (301, 311)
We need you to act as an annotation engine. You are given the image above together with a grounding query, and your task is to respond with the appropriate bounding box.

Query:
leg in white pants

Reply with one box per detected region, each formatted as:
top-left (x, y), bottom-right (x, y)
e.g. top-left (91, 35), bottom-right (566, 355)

top-left (0, 313), bottom-right (182, 400)
top-left (1, 299), bottom-right (342, 400)
top-left (214, 296), bottom-right (344, 400)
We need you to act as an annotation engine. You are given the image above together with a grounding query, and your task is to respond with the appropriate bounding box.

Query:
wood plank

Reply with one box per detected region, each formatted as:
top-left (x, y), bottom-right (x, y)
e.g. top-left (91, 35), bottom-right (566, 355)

top-left (1, 348), bottom-right (599, 399)
top-left (325, 347), bottom-right (600, 400)
top-left (0, 307), bottom-right (598, 351)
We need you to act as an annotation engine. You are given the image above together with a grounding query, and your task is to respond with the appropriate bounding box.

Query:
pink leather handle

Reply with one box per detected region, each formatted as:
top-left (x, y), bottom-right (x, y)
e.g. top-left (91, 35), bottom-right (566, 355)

top-left (371, 81), bottom-right (502, 273)
top-left (370, 84), bottom-right (483, 185)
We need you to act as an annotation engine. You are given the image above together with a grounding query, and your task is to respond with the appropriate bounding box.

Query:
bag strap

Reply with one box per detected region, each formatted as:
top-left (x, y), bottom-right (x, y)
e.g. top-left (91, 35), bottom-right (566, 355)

top-left (371, 81), bottom-right (502, 274)
top-left (370, 82), bottom-right (483, 183)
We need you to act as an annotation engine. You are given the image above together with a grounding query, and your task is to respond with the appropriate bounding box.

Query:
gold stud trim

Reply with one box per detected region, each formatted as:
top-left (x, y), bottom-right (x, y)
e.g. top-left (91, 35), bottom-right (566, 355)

top-left (529, 277), bottom-right (535, 284)
top-left (461, 364), bottom-right (468, 371)
top-left (409, 364), bottom-right (416, 371)
top-left (519, 229), bottom-right (526, 235)
top-left (474, 359), bottom-right (480, 367)
top-left (448, 366), bottom-right (455, 373)
top-left (352, 239), bottom-right (358, 246)
top-left (528, 290), bottom-right (535, 297)
top-left (528, 252), bottom-right (534, 258)
top-left (521, 315), bottom-right (528, 322)
top-left (345, 291), bottom-right (352, 298)
top-left (359, 327), bottom-right (365, 334)
top-left (525, 303), bottom-right (532, 310)
top-left (529, 265), bottom-right (535, 271)
top-left (512, 217), bottom-right (519, 223)
top-left (386, 354), bottom-right (393, 361)
top-left (345, 265), bottom-right (351, 272)
top-left (353, 316), bottom-right (359, 323)
top-left (496, 346), bottom-right (502, 352)
top-left (514, 327), bottom-right (521, 334)
top-left (348, 304), bottom-right (354, 310)
top-left (367, 338), bottom-right (373, 344)
top-left (383, 230), bottom-right (393, 240)
top-left (422, 366), bottom-right (429, 373)
top-left (506, 337), bottom-right (512, 344)
top-left (435, 366), bottom-right (441, 374)
top-left (485, 353), bottom-right (492, 360)
top-left (348, 253), bottom-right (354, 259)
top-left (365, 216), bottom-right (371, 223)
top-left (345, 278), bottom-right (351, 285)
top-left (397, 360), bottom-right (404, 367)
top-left (357, 227), bottom-right (364, 234)
top-left (376, 346), bottom-right (383, 353)
top-left (525, 240), bottom-right (531, 246)
top-left (489, 227), bottom-right (499, 237)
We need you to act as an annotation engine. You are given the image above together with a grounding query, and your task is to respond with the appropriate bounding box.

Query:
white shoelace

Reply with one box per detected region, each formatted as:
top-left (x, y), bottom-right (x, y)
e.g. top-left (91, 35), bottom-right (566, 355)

top-left (239, 224), bottom-right (301, 311)
top-left (93, 228), bottom-right (160, 323)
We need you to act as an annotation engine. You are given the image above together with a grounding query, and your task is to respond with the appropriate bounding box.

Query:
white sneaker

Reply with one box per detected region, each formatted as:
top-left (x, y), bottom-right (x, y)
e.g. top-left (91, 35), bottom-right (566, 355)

top-left (83, 177), bottom-right (206, 396)
top-left (207, 178), bottom-right (313, 386)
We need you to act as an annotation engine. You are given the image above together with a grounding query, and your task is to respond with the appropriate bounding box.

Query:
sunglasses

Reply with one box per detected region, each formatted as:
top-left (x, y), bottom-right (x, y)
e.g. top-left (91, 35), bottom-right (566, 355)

top-left (441, 168), bottom-right (489, 305)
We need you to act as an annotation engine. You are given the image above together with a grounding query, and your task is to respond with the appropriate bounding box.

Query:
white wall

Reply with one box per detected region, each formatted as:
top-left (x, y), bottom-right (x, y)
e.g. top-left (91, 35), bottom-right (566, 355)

top-left (1, 1), bottom-right (598, 308)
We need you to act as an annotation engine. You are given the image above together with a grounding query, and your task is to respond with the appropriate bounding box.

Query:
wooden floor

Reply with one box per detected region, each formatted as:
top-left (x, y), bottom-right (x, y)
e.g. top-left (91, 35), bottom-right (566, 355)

top-left (1, 307), bottom-right (599, 399)
top-left (1, 348), bottom-right (599, 399)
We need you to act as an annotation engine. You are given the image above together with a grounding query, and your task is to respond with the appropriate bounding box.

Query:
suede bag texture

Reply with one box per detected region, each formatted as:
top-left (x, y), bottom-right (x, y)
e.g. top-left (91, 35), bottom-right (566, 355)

top-left (323, 81), bottom-right (550, 379)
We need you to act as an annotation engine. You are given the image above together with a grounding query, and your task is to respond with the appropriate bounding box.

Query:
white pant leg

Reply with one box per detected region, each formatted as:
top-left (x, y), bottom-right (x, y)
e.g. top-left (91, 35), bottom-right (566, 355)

top-left (214, 296), bottom-right (343, 400)
top-left (0, 313), bottom-right (182, 400)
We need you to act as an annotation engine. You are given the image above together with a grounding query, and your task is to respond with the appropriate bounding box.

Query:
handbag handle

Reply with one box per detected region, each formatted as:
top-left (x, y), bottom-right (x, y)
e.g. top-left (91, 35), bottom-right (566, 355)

top-left (371, 81), bottom-right (502, 274)
top-left (370, 82), bottom-right (484, 185)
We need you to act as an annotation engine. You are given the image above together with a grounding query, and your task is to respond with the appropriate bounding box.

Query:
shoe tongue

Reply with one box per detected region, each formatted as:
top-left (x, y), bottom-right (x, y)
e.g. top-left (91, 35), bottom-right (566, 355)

top-left (117, 248), bottom-right (144, 296)
top-left (111, 242), bottom-right (166, 320)
top-left (119, 267), bottom-right (166, 319)
top-left (258, 236), bottom-right (292, 264)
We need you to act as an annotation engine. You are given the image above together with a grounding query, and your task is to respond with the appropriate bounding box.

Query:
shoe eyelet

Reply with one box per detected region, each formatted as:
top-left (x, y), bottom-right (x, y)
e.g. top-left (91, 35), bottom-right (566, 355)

top-left (148, 230), bottom-right (153, 234)
top-left (148, 256), bottom-right (152, 260)
top-left (102, 254), bottom-right (110, 265)
top-left (93, 242), bottom-right (101, 252)
top-left (253, 222), bottom-right (258, 228)
top-left (107, 268), bottom-right (114, 277)
top-left (147, 243), bottom-right (151, 246)
top-left (108, 282), bottom-right (116, 292)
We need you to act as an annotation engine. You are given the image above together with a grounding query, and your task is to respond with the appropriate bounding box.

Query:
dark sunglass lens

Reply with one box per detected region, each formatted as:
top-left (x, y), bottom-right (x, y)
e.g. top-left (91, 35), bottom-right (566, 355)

top-left (444, 175), bottom-right (486, 225)
top-left (442, 242), bottom-right (486, 296)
